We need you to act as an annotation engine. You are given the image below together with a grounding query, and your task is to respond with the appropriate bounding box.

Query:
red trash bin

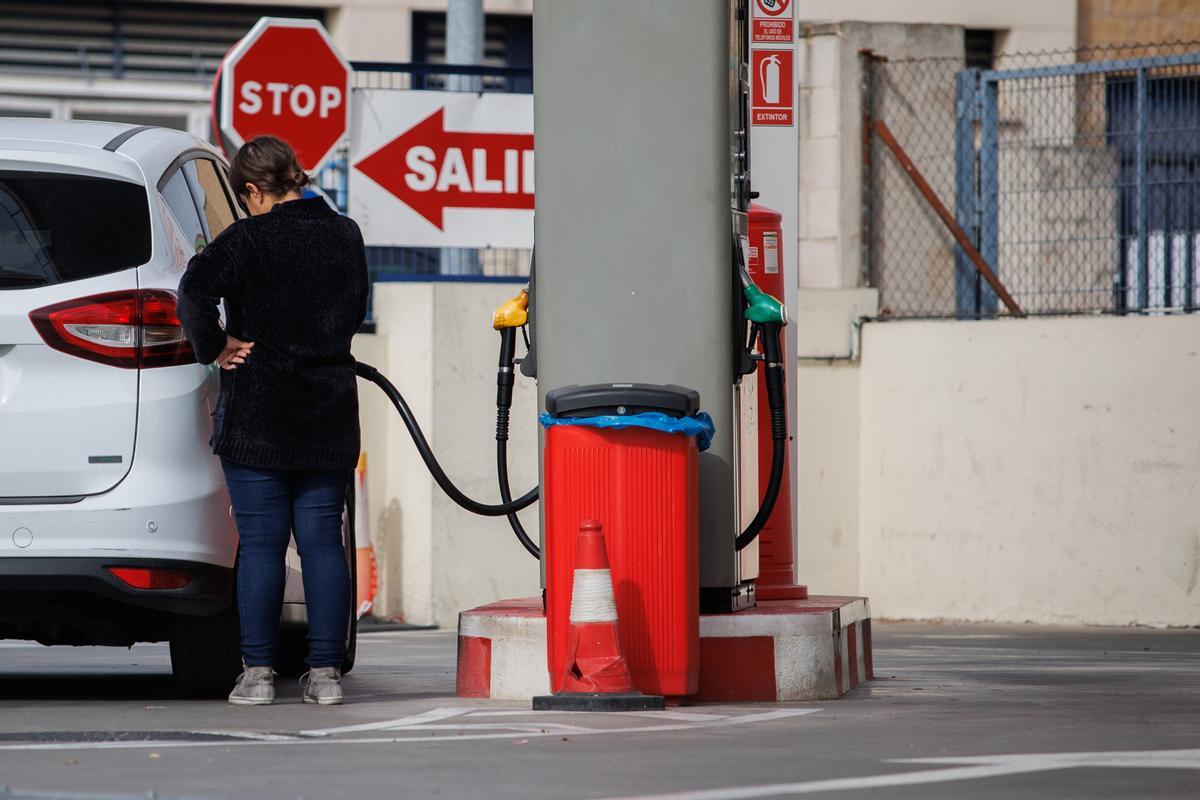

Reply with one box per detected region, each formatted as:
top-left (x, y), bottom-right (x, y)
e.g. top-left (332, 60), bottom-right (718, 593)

top-left (542, 384), bottom-right (706, 697)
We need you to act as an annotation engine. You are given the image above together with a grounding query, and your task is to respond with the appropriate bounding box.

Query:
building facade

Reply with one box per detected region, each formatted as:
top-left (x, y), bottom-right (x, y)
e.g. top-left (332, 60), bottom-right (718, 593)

top-left (0, 0), bottom-right (532, 140)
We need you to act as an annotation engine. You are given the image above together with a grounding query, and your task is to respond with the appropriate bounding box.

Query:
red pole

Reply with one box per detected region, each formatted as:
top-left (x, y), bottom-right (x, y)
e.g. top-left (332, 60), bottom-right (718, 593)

top-left (747, 203), bottom-right (807, 601)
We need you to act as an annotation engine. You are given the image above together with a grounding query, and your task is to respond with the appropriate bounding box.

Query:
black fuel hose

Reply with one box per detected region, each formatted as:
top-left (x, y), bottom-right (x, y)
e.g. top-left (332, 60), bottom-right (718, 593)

top-left (495, 327), bottom-right (541, 558)
top-left (735, 322), bottom-right (788, 552)
top-left (355, 361), bottom-right (539, 517)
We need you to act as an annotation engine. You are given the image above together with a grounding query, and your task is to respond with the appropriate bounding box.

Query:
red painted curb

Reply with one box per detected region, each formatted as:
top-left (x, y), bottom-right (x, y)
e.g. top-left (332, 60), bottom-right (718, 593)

top-left (455, 635), bottom-right (492, 698)
top-left (695, 636), bottom-right (777, 702)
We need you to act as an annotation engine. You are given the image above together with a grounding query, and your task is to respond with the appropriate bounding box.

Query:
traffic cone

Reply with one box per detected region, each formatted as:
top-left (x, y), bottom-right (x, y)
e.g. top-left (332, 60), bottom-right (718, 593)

top-left (354, 452), bottom-right (378, 619)
top-left (533, 520), bottom-right (665, 711)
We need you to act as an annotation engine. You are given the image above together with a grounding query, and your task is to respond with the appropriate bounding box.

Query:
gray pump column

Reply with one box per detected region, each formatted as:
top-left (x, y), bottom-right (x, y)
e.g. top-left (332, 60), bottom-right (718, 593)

top-left (533, 0), bottom-right (755, 599)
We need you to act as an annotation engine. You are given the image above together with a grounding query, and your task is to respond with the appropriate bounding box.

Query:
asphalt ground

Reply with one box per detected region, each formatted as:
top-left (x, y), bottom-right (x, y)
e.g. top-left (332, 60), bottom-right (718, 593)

top-left (0, 621), bottom-right (1198, 799)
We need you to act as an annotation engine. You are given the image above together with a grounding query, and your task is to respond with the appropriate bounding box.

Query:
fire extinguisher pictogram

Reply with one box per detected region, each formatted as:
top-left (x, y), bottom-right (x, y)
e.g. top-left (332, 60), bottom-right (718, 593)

top-left (761, 54), bottom-right (781, 105)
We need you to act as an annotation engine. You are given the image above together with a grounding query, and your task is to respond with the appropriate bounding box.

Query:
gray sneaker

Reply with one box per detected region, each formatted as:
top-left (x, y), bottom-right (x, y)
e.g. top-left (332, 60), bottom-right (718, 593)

top-left (301, 667), bottom-right (344, 705)
top-left (228, 666), bottom-right (275, 706)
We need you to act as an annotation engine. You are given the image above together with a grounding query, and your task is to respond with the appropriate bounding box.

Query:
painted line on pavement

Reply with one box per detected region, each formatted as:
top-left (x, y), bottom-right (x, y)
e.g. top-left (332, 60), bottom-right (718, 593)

top-left (466, 710), bottom-right (727, 723)
top-left (0, 708), bottom-right (820, 753)
top-left (387, 723), bottom-right (594, 734)
top-left (199, 730), bottom-right (303, 742)
top-left (590, 748), bottom-right (1200, 800)
top-left (298, 706), bottom-right (469, 737)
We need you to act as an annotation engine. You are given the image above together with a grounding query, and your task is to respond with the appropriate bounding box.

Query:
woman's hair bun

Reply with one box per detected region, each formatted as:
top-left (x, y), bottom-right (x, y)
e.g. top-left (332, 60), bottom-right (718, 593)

top-left (229, 135), bottom-right (312, 197)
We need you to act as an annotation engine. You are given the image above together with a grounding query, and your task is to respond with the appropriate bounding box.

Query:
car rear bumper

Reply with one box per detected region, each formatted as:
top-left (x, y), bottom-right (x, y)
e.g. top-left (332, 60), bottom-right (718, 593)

top-left (0, 483), bottom-right (236, 566)
top-left (0, 556), bottom-right (233, 616)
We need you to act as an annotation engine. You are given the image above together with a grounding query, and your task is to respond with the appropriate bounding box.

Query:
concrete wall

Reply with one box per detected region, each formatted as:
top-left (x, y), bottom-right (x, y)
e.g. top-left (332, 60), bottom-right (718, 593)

top-left (355, 282), bottom-right (540, 627)
top-left (798, 23), bottom-right (966, 293)
top-left (1078, 0), bottom-right (1200, 52)
top-left (794, 0), bottom-right (1075, 55)
top-left (856, 314), bottom-right (1200, 627)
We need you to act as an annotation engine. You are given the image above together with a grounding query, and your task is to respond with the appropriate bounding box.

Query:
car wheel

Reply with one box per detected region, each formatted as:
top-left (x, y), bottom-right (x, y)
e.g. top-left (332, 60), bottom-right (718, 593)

top-left (169, 603), bottom-right (241, 698)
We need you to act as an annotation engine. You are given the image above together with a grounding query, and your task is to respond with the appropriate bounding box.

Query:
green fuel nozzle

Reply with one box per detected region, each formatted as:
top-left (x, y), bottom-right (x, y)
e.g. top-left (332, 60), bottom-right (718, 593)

top-left (733, 279), bottom-right (791, 553)
top-left (743, 282), bottom-right (788, 326)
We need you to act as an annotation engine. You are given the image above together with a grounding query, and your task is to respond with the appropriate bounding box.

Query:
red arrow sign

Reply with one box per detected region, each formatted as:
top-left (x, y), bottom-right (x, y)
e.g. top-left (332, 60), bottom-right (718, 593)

top-left (354, 108), bottom-right (534, 230)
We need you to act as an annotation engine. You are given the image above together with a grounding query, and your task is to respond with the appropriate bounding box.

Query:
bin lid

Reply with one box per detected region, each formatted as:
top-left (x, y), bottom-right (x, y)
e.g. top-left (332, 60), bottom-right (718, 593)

top-left (545, 383), bottom-right (700, 418)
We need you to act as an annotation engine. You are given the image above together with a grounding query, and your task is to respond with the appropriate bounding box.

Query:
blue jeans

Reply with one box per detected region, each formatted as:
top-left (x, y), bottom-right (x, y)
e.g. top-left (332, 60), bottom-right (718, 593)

top-left (221, 459), bottom-right (351, 668)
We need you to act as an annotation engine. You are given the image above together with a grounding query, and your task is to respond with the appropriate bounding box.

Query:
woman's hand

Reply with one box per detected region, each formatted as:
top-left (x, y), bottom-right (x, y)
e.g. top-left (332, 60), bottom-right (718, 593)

top-left (217, 336), bottom-right (254, 370)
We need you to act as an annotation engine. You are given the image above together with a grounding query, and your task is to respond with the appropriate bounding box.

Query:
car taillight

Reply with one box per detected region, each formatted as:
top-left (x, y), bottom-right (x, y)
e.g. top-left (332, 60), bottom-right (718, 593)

top-left (29, 290), bottom-right (196, 369)
top-left (105, 566), bottom-right (193, 590)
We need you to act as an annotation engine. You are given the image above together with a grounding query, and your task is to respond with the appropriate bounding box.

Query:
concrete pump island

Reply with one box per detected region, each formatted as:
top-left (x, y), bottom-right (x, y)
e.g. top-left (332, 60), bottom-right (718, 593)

top-left (450, 0), bottom-right (870, 708)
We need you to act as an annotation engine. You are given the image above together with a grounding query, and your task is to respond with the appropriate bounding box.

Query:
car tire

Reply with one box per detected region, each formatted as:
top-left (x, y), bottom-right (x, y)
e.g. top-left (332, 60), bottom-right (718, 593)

top-left (169, 603), bottom-right (241, 698)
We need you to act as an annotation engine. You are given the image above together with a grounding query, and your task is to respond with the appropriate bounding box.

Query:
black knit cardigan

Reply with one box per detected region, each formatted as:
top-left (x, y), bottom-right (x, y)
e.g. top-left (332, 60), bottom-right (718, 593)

top-left (177, 198), bottom-right (369, 471)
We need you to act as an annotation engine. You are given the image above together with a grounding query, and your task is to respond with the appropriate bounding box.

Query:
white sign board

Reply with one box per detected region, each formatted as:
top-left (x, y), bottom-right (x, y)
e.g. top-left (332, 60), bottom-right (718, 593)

top-left (350, 90), bottom-right (534, 249)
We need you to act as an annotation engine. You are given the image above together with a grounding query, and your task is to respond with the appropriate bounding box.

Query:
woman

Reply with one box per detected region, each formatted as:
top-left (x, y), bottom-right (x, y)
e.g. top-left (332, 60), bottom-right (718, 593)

top-left (177, 136), bottom-right (368, 706)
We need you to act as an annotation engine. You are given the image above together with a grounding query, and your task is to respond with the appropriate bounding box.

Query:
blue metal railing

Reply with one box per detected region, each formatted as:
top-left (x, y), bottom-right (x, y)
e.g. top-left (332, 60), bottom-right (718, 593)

top-left (349, 61), bottom-right (533, 93)
top-left (953, 50), bottom-right (1200, 317)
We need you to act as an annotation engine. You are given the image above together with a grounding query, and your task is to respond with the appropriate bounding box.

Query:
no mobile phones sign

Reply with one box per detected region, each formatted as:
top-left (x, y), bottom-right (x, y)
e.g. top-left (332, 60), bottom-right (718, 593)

top-left (752, 0), bottom-right (794, 44)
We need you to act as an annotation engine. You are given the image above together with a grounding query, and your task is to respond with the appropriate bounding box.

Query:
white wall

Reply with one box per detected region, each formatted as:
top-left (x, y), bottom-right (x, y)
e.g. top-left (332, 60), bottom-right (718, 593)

top-left (358, 282), bottom-right (540, 627)
top-left (856, 314), bottom-right (1200, 627)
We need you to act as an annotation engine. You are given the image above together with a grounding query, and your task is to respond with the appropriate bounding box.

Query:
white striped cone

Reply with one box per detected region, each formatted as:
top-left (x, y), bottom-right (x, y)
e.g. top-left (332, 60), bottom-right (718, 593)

top-left (560, 521), bottom-right (636, 694)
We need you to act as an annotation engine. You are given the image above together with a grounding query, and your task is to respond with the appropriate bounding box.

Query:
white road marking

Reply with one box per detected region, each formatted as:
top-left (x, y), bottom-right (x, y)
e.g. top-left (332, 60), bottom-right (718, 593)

top-left (713, 710), bottom-right (814, 726)
top-left (199, 730), bottom-right (303, 742)
top-left (590, 748), bottom-right (1200, 800)
top-left (386, 722), bottom-right (594, 734)
top-left (897, 748), bottom-right (1200, 769)
top-left (466, 709), bottom-right (727, 723)
top-left (299, 706), bottom-right (470, 737)
top-left (0, 707), bottom-right (819, 753)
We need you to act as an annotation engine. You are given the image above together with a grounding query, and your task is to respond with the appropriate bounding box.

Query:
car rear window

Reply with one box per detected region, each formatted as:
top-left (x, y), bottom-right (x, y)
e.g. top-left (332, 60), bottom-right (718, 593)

top-left (0, 171), bottom-right (151, 289)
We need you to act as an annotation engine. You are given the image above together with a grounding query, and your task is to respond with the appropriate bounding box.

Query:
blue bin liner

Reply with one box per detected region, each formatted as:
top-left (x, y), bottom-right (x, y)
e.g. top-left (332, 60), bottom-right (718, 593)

top-left (539, 411), bottom-right (716, 452)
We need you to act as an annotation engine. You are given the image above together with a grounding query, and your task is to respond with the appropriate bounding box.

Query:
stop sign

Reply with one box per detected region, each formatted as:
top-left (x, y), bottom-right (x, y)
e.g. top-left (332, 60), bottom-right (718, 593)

top-left (217, 17), bottom-right (351, 172)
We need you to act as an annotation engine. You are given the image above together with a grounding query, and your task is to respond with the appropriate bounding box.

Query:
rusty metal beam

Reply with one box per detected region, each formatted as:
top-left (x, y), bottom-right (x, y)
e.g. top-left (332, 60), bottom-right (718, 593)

top-left (871, 118), bottom-right (1025, 317)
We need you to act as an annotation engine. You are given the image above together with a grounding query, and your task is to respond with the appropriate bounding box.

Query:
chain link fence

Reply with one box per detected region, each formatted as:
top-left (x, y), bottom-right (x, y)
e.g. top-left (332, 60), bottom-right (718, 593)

top-left (866, 41), bottom-right (1200, 319)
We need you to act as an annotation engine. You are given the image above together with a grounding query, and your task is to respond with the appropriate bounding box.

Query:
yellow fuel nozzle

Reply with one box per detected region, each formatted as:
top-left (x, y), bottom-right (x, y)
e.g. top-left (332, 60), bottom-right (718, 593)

top-left (492, 288), bottom-right (529, 330)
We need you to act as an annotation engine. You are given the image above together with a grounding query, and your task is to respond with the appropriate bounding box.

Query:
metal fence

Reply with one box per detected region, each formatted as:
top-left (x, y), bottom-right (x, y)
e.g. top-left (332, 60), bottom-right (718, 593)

top-left (866, 42), bottom-right (1200, 319)
top-left (351, 61), bottom-right (533, 93)
top-left (315, 61), bottom-right (533, 309)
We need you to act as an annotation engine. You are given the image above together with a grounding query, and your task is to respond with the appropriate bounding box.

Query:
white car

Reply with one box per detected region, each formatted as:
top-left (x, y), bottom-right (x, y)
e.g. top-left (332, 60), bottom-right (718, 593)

top-left (0, 120), bottom-right (356, 696)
